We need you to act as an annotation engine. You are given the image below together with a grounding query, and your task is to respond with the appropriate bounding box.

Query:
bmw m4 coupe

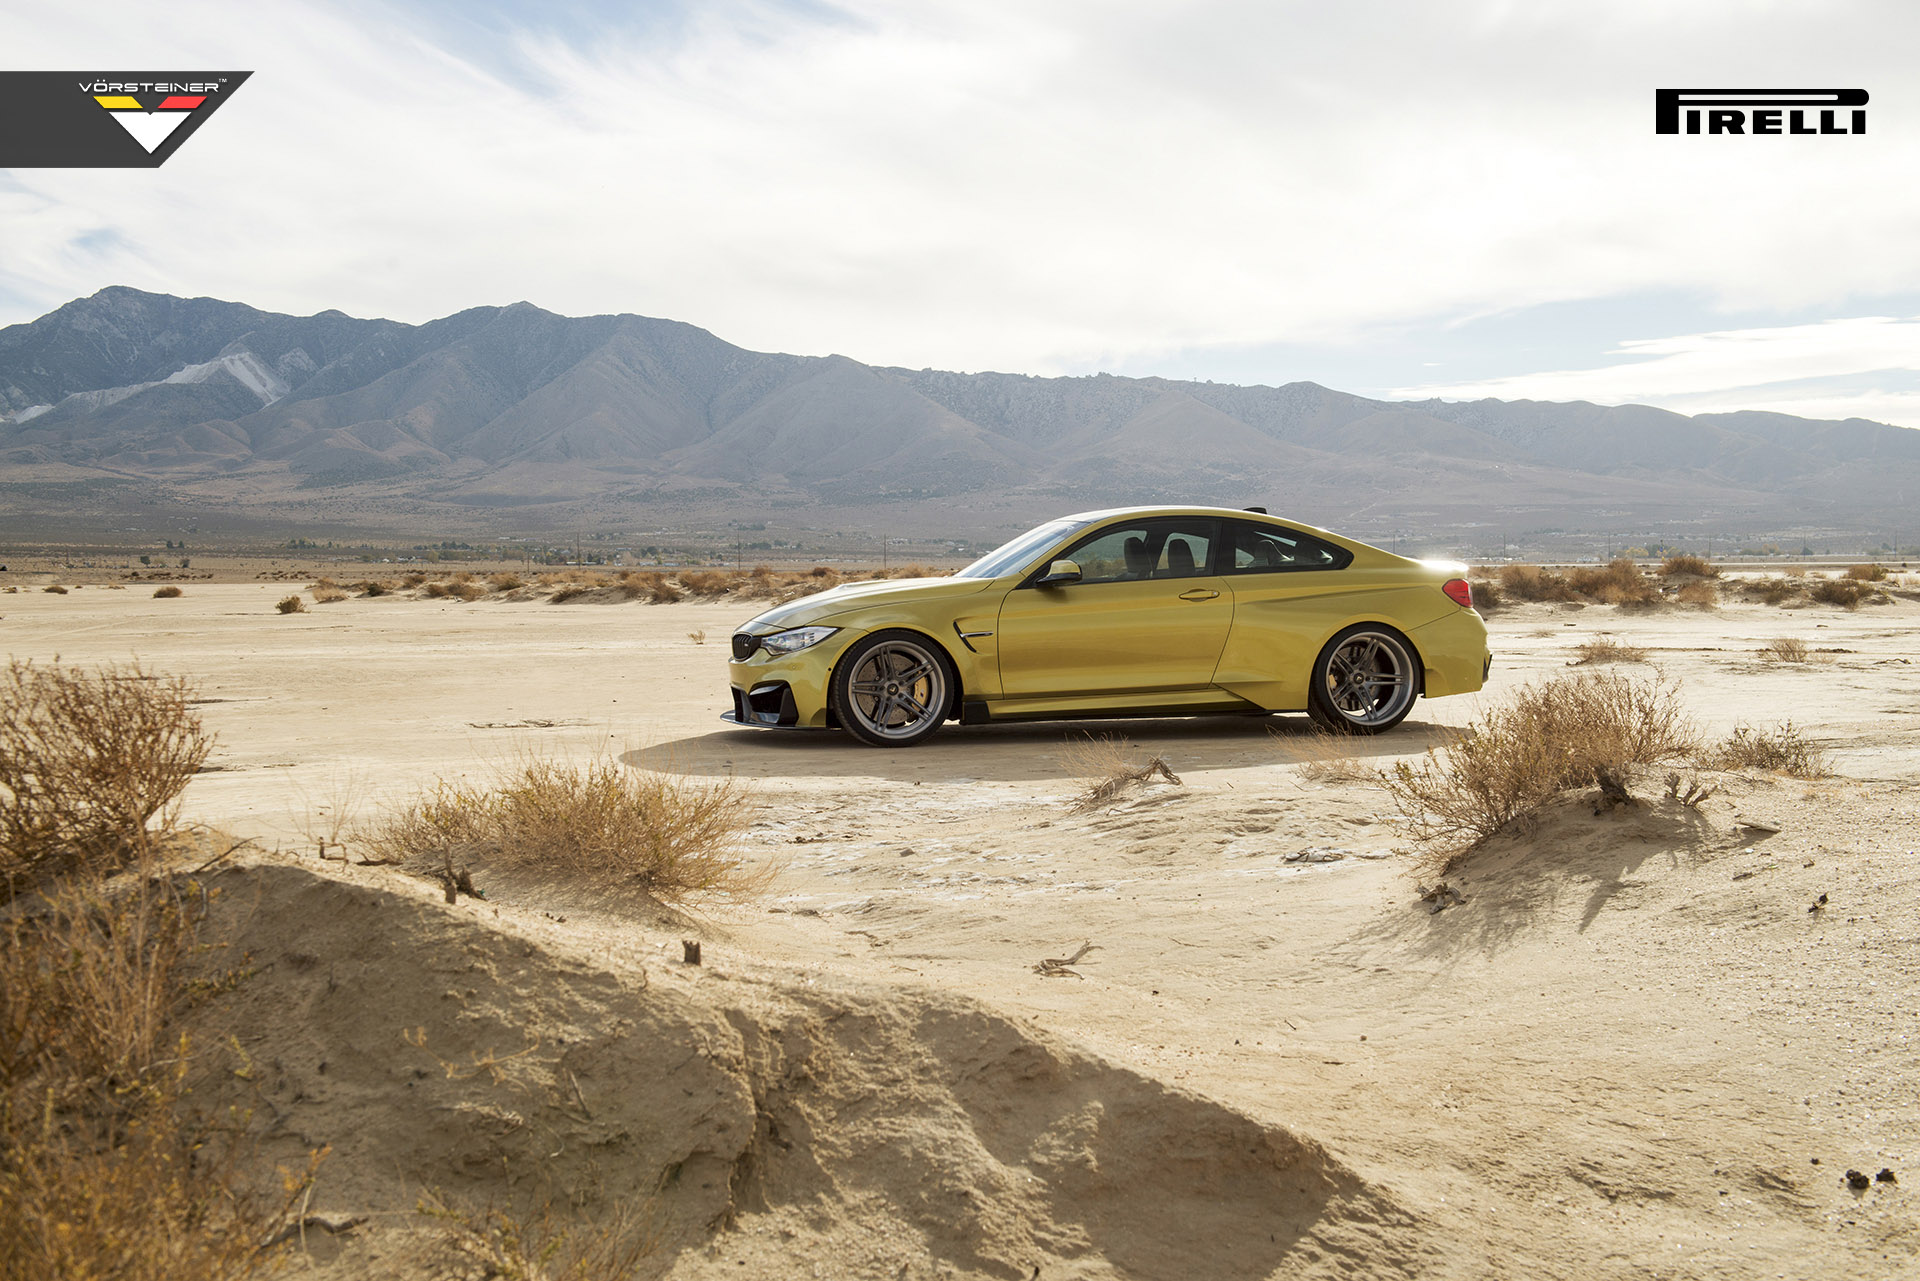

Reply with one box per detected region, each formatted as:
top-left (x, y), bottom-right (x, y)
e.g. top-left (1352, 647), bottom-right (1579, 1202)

top-left (723, 506), bottom-right (1489, 747)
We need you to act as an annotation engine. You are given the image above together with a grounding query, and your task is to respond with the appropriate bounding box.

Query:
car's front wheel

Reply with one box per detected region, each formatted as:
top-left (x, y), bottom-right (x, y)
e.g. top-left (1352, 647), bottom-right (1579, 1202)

top-left (1307, 624), bottom-right (1419, 734)
top-left (829, 630), bottom-right (954, 747)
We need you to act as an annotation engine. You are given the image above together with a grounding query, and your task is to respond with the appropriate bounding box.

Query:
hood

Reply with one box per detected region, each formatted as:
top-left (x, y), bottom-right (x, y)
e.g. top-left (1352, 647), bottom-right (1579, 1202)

top-left (738, 576), bottom-right (995, 632)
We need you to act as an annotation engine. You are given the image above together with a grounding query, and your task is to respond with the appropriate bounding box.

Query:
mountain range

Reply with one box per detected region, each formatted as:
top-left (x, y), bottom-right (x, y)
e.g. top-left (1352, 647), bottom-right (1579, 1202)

top-left (3, 286), bottom-right (1916, 545)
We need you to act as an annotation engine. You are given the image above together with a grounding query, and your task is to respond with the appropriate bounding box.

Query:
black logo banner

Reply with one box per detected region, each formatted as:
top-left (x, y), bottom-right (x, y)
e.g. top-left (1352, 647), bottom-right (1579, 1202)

top-left (0, 71), bottom-right (252, 167)
top-left (1655, 89), bottom-right (1867, 136)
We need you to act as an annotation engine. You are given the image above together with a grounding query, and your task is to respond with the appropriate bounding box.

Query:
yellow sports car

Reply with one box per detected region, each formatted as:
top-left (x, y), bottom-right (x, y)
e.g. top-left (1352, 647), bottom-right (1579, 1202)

top-left (724, 506), bottom-right (1489, 747)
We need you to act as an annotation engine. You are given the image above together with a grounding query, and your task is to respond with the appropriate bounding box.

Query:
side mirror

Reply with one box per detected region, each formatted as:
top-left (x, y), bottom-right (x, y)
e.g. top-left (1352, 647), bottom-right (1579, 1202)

top-left (1036, 559), bottom-right (1082, 587)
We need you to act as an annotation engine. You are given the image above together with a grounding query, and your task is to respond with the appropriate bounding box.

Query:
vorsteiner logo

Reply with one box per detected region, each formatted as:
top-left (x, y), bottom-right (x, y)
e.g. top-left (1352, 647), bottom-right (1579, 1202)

top-left (0, 71), bottom-right (252, 166)
top-left (1656, 89), bottom-right (1867, 135)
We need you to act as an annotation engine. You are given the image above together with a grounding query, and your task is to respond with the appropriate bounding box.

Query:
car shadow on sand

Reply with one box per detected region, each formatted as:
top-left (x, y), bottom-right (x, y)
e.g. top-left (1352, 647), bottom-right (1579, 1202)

top-left (626, 714), bottom-right (1463, 783)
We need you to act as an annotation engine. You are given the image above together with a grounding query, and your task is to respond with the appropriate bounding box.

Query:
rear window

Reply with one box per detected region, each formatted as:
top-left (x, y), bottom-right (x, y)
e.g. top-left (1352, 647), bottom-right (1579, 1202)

top-left (1224, 520), bottom-right (1351, 573)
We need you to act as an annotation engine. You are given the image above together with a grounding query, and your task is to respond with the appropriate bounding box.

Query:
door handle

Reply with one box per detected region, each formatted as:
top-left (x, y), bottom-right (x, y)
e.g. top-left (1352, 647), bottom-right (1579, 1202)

top-left (1178, 588), bottom-right (1219, 601)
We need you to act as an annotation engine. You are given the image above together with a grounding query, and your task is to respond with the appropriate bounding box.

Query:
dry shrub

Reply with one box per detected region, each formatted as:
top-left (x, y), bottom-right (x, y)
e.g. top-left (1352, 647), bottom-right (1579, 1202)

top-left (489, 572), bottom-right (524, 592)
top-left (426, 581), bottom-right (486, 602)
top-left (420, 1190), bottom-right (655, 1281)
top-left (1382, 672), bottom-right (1696, 867)
top-left (355, 579), bottom-right (391, 597)
top-left (1710, 722), bottom-right (1828, 778)
top-left (1277, 725), bottom-right (1378, 783)
top-left (678, 570), bottom-right (731, 595)
top-left (1676, 579), bottom-right (1717, 607)
top-left (311, 586), bottom-right (349, 604)
top-left (549, 584), bottom-right (596, 603)
top-left (808, 566), bottom-right (836, 578)
top-left (151, 585), bottom-right (183, 599)
top-left (1743, 575), bottom-right (1804, 605)
top-left (1497, 564), bottom-right (1574, 602)
top-left (1060, 734), bottom-right (1183, 811)
top-left (0, 662), bottom-right (211, 887)
top-left (402, 572), bottom-right (428, 588)
top-left (616, 571), bottom-right (680, 603)
top-left (1659, 554), bottom-right (1718, 578)
top-left (44, 585), bottom-right (67, 595)
top-left (1809, 578), bottom-right (1868, 608)
top-left (688, 630), bottom-right (707, 645)
top-left (0, 869), bottom-right (322, 1280)
top-left (1762, 636), bottom-right (1810, 663)
top-left (365, 758), bottom-right (764, 901)
top-left (274, 594), bottom-right (306, 614)
top-left (1567, 557), bottom-right (1657, 605)
top-left (1846, 563), bottom-right (1888, 581)
top-left (1467, 577), bottom-right (1503, 611)
top-left (1569, 637), bottom-right (1648, 665)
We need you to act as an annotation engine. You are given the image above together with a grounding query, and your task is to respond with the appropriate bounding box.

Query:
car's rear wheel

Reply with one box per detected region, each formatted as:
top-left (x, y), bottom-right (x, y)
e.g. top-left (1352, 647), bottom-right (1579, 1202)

top-left (830, 630), bottom-right (954, 747)
top-left (1308, 625), bottom-right (1419, 734)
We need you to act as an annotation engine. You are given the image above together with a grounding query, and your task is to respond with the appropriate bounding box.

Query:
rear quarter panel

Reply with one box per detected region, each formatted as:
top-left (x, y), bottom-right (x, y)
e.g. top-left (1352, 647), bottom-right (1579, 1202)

top-left (1211, 564), bottom-right (1458, 710)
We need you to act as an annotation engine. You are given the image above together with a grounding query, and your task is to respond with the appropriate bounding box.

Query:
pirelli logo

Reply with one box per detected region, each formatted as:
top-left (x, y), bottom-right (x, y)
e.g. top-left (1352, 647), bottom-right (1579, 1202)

top-left (1656, 89), bottom-right (1868, 136)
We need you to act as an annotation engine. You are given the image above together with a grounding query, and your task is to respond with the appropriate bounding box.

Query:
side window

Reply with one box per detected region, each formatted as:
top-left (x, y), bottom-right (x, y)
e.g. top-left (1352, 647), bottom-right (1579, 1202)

top-left (1226, 521), bottom-right (1351, 573)
top-left (1046, 518), bottom-right (1219, 585)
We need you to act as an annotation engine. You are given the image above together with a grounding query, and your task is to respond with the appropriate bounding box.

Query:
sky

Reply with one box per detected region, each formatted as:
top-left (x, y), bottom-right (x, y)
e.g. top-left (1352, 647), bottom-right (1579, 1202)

top-left (5, 0), bottom-right (1920, 425)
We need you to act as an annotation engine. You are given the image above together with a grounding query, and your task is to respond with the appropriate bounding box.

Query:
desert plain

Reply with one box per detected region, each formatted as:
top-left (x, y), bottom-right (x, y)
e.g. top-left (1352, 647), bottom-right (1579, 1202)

top-left (3, 573), bottom-right (1918, 1280)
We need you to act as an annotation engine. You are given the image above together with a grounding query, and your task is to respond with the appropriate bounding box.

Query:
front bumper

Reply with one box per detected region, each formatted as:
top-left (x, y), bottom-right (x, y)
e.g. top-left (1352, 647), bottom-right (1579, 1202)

top-left (722, 628), bottom-right (863, 729)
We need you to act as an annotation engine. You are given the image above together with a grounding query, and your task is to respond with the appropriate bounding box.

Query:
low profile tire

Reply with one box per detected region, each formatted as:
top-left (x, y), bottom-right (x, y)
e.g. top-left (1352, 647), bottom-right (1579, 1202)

top-left (829, 630), bottom-right (955, 748)
top-left (1307, 624), bottom-right (1419, 735)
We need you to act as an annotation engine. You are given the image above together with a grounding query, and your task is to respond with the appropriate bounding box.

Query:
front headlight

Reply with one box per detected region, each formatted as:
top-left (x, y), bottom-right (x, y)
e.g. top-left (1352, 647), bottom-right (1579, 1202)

top-left (759, 625), bottom-right (839, 655)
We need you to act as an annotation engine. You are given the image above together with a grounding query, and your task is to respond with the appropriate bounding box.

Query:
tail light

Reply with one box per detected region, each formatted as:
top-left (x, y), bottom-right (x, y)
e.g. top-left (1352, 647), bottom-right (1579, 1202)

top-left (1442, 579), bottom-right (1473, 610)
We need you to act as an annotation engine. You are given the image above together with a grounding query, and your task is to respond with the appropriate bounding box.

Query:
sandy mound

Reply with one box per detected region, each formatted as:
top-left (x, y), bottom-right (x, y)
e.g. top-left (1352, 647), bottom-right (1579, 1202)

top-left (185, 860), bottom-right (1432, 1279)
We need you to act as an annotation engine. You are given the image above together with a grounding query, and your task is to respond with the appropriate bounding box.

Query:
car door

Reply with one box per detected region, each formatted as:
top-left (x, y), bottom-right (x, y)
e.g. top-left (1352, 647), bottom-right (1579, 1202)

top-left (1209, 518), bottom-right (1364, 708)
top-left (995, 516), bottom-right (1233, 699)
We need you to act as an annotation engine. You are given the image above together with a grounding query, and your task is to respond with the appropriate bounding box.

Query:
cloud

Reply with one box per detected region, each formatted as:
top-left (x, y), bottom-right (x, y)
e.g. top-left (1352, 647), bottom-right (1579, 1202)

top-left (1389, 316), bottom-right (1920, 426)
top-left (4, 0), bottom-right (1920, 390)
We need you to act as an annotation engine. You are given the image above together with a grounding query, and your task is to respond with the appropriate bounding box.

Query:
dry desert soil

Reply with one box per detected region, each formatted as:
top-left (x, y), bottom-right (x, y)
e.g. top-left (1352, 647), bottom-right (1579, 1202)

top-left (4, 579), bottom-right (1918, 1280)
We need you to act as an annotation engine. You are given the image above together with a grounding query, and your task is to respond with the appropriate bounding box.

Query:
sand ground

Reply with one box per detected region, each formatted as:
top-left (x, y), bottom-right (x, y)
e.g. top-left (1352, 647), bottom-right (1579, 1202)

top-left (4, 581), bottom-right (1917, 1279)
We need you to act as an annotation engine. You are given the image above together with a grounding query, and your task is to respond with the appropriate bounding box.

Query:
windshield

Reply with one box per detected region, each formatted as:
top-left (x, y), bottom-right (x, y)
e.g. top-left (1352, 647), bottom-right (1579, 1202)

top-left (954, 518), bottom-right (1091, 579)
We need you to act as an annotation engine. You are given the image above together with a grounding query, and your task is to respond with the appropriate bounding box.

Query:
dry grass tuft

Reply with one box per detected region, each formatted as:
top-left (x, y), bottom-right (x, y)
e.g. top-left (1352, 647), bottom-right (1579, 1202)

top-left (419, 1190), bottom-right (655, 1281)
top-left (488, 572), bottom-right (525, 592)
top-left (365, 758), bottom-right (764, 901)
top-left (1060, 735), bottom-right (1183, 811)
top-left (0, 662), bottom-right (212, 888)
top-left (44, 585), bottom-right (67, 595)
top-left (274, 594), bottom-right (306, 614)
top-left (151, 585), bottom-right (183, 599)
top-left (425, 580), bottom-right (487, 602)
top-left (1497, 564), bottom-right (1576, 602)
top-left (1569, 636), bottom-right (1648, 665)
top-left (1382, 672), bottom-right (1696, 871)
top-left (1808, 578), bottom-right (1869, 608)
top-left (1845, 562), bottom-right (1889, 581)
top-left (1659, 554), bottom-right (1718, 578)
top-left (1741, 575), bottom-right (1804, 605)
top-left (1675, 580), bottom-right (1718, 607)
top-left (0, 867), bottom-right (323, 1280)
top-left (1277, 725), bottom-right (1379, 783)
top-left (1567, 558), bottom-right (1659, 605)
top-left (1710, 722), bottom-right (1829, 778)
top-left (687, 630), bottom-right (706, 645)
top-left (1761, 636), bottom-right (1810, 663)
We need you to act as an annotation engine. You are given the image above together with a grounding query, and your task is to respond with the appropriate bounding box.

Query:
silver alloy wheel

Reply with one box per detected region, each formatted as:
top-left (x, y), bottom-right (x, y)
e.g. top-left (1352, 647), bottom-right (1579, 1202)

top-left (1319, 629), bottom-right (1416, 728)
top-left (844, 638), bottom-right (949, 742)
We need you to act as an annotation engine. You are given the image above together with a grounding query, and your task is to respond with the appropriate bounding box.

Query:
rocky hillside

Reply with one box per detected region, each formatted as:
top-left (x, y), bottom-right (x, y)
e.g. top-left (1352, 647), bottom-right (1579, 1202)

top-left (4, 286), bottom-right (1917, 535)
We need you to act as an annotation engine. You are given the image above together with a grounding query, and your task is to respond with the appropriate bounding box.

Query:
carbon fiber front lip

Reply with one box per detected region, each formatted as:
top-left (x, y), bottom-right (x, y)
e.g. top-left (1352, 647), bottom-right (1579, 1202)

top-left (719, 710), bottom-right (812, 731)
